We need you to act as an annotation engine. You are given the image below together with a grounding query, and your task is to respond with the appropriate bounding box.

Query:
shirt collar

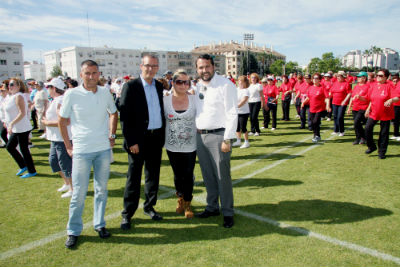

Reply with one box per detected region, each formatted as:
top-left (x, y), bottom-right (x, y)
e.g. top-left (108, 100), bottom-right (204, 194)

top-left (140, 75), bottom-right (155, 87)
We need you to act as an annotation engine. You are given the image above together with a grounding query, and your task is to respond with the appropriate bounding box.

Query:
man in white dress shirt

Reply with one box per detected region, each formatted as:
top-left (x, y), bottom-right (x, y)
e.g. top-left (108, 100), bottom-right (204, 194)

top-left (194, 54), bottom-right (238, 228)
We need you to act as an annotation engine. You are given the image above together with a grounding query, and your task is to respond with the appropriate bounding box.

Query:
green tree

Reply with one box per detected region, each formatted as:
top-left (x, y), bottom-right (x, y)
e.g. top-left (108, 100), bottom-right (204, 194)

top-left (363, 49), bottom-right (371, 72)
top-left (269, 59), bottom-right (285, 76)
top-left (240, 52), bottom-right (258, 75)
top-left (285, 61), bottom-right (299, 74)
top-left (308, 57), bottom-right (321, 74)
top-left (50, 65), bottom-right (63, 78)
top-left (370, 46), bottom-right (382, 71)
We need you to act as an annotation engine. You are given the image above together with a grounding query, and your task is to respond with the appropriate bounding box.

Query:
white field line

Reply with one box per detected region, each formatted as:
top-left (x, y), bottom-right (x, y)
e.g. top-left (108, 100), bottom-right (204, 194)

top-left (2, 132), bottom-right (399, 265)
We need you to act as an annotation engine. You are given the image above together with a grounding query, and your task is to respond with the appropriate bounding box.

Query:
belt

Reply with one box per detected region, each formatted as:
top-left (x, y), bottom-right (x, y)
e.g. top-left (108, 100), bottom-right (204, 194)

top-left (146, 128), bottom-right (162, 134)
top-left (197, 128), bottom-right (225, 134)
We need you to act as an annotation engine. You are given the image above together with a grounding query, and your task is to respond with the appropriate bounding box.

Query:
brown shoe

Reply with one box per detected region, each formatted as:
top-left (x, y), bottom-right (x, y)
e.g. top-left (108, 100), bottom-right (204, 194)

top-left (176, 193), bottom-right (184, 214)
top-left (183, 201), bottom-right (194, 219)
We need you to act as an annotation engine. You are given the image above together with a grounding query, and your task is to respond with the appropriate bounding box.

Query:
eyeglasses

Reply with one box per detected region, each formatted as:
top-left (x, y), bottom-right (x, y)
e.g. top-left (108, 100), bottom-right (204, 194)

top-left (143, 64), bottom-right (159, 69)
top-left (47, 85), bottom-right (54, 89)
top-left (9, 83), bottom-right (16, 87)
top-left (377, 74), bottom-right (385, 78)
top-left (175, 80), bottom-right (190, 86)
top-left (313, 77), bottom-right (320, 80)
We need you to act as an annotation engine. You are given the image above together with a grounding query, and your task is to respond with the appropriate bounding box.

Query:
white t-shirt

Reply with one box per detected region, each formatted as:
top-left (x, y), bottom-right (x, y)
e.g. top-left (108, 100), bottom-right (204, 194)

top-left (33, 89), bottom-right (48, 110)
top-left (59, 85), bottom-right (117, 154)
top-left (163, 94), bottom-right (197, 152)
top-left (237, 88), bottom-right (250, 114)
top-left (45, 95), bottom-right (72, 142)
top-left (4, 93), bottom-right (32, 133)
top-left (248, 83), bottom-right (263, 103)
top-left (0, 94), bottom-right (8, 122)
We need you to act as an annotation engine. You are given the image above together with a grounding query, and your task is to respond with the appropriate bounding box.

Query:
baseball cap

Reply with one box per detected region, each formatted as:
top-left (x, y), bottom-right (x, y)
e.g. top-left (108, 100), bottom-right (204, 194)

top-left (45, 77), bottom-right (66, 90)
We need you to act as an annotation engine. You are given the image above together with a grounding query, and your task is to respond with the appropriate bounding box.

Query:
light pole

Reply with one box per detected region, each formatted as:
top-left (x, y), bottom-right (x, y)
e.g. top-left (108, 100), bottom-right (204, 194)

top-left (243, 33), bottom-right (254, 74)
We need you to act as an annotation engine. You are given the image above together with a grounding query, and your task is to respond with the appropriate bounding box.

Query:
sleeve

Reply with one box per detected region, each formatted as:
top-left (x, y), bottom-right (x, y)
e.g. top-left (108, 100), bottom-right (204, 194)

top-left (223, 82), bottom-right (238, 140)
top-left (59, 90), bottom-right (72, 119)
top-left (105, 88), bottom-right (117, 114)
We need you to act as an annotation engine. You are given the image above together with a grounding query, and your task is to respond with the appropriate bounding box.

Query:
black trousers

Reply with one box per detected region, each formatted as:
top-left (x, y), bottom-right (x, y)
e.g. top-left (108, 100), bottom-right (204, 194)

top-left (0, 120), bottom-right (8, 144)
top-left (365, 118), bottom-right (390, 156)
top-left (122, 129), bottom-right (163, 219)
top-left (352, 110), bottom-right (366, 141)
top-left (6, 130), bottom-right (36, 173)
top-left (31, 108), bottom-right (37, 129)
top-left (236, 113), bottom-right (249, 133)
top-left (263, 103), bottom-right (277, 128)
top-left (295, 98), bottom-right (301, 116)
top-left (310, 111), bottom-right (325, 137)
top-left (300, 105), bottom-right (311, 129)
top-left (281, 99), bottom-right (291, 120)
top-left (332, 104), bottom-right (347, 133)
top-left (167, 150), bottom-right (196, 201)
top-left (393, 106), bottom-right (400, 137)
top-left (249, 102), bottom-right (261, 133)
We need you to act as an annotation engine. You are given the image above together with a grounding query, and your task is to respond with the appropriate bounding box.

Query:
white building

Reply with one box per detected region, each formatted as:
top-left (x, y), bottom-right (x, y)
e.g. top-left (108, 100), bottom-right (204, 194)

top-left (44, 46), bottom-right (170, 80)
top-left (24, 61), bottom-right (46, 81)
top-left (0, 42), bottom-right (24, 82)
top-left (342, 48), bottom-right (400, 71)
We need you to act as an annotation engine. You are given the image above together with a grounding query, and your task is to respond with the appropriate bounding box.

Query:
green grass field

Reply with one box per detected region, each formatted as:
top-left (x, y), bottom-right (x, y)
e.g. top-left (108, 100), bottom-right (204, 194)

top-left (1, 107), bottom-right (399, 267)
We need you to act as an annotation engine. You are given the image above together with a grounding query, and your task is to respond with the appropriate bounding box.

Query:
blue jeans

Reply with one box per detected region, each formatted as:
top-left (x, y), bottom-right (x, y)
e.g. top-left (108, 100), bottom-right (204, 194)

top-left (332, 104), bottom-right (347, 133)
top-left (67, 149), bottom-right (111, 236)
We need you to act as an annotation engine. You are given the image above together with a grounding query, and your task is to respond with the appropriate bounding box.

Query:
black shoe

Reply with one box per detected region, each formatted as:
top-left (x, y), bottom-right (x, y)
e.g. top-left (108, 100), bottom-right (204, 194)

top-left (95, 227), bottom-right (111, 238)
top-left (144, 209), bottom-right (163, 221)
top-left (37, 130), bottom-right (44, 133)
top-left (379, 154), bottom-right (386, 159)
top-left (120, 217), bottom-right (131, 230)
top-left (352, 140), bottom-right (360, 145)
top-left (299, 126), bottom-right (305, 129)
top-left (365, 147), bottom-right (377, 154)
top-left (223, 216), bottom-right (234, 228)
top-left (195, 209), bottom-right (220, 218)
top-left (65, 235), bottom-right (78, 249)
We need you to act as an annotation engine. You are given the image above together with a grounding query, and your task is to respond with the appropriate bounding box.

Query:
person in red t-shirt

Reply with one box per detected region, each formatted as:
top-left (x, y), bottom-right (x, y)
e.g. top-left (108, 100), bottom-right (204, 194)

top-left (390, 73), bottom-right (400, 140)
top-left (359, 69), bottom-right (400, 159)
top-left (302, 73), bottom-right (330, 142)
top-left (330, 71), bottom-right (352, 136)
top-left (346, 72), bottom-right (370, 145)
top-left (323, 73), bottom-right (334, 121)
top-left (293, 74), bottom-right (304, 118)
top-left (262, 76), bottom-right (279, 130)
top-left (296, 74), bottom-right (313, 130)
top-left (279, 75), bottom-right (293, 121)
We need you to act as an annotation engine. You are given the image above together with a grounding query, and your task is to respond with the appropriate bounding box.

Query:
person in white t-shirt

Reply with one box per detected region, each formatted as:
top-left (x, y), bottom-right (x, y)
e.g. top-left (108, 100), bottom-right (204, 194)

top-left (232, 75), bottom-right (251, 148)
top-left (32, 82), bottom-right (49, 133)
top-left (41, 77), bottom-right (73, 198)
top-left (247, 73), bottom-right (264, 136)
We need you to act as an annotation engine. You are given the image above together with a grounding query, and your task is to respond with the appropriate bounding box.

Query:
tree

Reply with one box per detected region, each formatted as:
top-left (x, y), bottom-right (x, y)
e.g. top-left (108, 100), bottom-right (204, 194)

top-left (307, 52), bottom-right (342, 74)
top-left (370, 46), bottom-right (382, 71)
top-left (363, 49), bottom-right (371, 72)
top-left (285, 61), bottom-right (299, 74)
top-left (269, 59), bottom-right (285, 76)
top-left (50, 65), bottom-right (63, 78)
top-left (240, 52), bottom-right (258, 75)
top-left (307, 57), bottom-right (321, 74)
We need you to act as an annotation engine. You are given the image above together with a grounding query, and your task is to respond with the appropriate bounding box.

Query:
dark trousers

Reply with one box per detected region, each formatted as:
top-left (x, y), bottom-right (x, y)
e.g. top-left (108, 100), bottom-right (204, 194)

top-left (352, 110), bottom-right (366, 141)
top-left (6, 130), bottom-right (36, 173)
top-left (282, 99), bottom-right (291, 120)
top-left (263, 103), bottom-right (277, 128)
top-left (248, 102), bottom-right (261, 133)
top-left (300, 105), bottom-right (311, 129)
top-left (310, 111), bottom-right (325, 137)
top-left (393, 106), bottom-right (400, 137)
top-left (326, 99), bottom-right (333, 119)
top-left (167, 150), bottom-right (196, 201)
top-left (295, 98), bottom-right (301, 116)
top-left (236, 113), bottom-right (249, 133)
top-left (0, 120), bottom-right (8, 144)
top-left (365, 118), bottom-right (390, 156)
top-left (122, 130), bottom-right (163, 219)
top-left (332, 104), bottom-right (347, 133)
top-left (31, 108), bottom-right (37, 129)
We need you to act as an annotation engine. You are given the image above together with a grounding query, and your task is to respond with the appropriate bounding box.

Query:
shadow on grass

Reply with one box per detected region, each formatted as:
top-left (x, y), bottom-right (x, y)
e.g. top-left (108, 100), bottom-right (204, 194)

top-left (239, 199), bottom-right (392, 224)
top-left (231, 153), bottom-right (304, 160)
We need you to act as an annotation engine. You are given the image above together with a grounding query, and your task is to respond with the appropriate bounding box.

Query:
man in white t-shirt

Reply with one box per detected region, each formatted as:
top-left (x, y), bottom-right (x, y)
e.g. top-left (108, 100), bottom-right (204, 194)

top-left (59, 60), bottom-right (118, 249)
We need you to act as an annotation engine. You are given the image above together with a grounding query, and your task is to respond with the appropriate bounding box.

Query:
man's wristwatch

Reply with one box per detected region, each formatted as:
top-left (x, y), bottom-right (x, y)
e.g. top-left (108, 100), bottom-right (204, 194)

top-left (109, 134), bottom-right (117, 139)
top-left (223, 139), bottom-right (231, 145)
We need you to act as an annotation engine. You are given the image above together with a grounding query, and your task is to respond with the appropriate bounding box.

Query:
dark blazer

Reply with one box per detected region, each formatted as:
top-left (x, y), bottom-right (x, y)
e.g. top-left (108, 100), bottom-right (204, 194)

top-left (119, 77), bottom-right (165, 151)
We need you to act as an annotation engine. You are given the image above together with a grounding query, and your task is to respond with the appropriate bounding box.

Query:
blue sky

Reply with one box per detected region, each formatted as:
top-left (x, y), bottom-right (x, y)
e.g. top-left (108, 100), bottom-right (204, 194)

top-left (1, 0), bottom-right (399, 66)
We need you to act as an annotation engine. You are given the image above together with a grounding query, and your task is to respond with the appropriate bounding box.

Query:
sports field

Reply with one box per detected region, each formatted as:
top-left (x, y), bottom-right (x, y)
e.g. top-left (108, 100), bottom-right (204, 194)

top-left (1, 108), bottom-right (399, 267)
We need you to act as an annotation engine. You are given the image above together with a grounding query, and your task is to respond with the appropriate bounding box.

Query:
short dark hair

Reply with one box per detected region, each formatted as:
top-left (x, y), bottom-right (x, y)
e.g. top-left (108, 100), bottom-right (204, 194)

top-left (196, 54), bottom-right (214, 67)
top-left (378, 68), bottom-right (390, 78)
top-left (81, 59), bottom-right (98, 68)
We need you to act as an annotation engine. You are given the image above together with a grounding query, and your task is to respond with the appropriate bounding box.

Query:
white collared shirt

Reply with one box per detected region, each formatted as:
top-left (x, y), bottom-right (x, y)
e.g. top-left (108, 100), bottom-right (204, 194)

top-left (194, 73), bottom-right (238, 140)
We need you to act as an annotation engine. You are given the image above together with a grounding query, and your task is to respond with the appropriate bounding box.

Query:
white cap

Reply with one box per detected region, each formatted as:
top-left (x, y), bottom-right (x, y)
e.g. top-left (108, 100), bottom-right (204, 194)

top-left (45, 78), bottom-right (66, 90)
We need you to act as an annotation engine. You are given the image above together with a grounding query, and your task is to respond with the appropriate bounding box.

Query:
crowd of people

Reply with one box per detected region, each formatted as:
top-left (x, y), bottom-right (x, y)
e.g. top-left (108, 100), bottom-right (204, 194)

top-left (1, 53), bottom-right (399, 249)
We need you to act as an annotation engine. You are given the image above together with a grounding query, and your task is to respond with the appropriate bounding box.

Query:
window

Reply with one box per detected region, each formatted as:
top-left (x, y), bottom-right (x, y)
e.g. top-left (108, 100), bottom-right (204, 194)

top-left (0, 60), bottom-right (7, 65)
top-left (14, 61), bottom-right (20, 65)
top-left (0, 49), bottom-right (6, 53)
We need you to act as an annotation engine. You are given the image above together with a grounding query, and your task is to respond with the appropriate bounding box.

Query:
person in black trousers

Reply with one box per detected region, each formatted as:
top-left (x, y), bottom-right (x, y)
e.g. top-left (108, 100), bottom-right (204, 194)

top-left (119, 54), bottom-right (165, 230)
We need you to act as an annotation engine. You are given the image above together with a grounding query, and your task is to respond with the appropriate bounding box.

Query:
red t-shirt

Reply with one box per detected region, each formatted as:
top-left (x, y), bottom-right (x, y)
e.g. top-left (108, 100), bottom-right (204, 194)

top-left (307, 85), bottom-right (328, 113)
top-left (367, 82), bottom-right (398, 121)
top-left (298, 82), bottom-right (312, 105)
top-left (331, 77), bottom-right (337, 83)
top-left (279, 82), bottom-right (293, 100)
top-left (323, 80), bottom-right (333, 99)
top-left (330, 81), bottom-right (351, 105)
top-left (351, 83), bottom-right (370, 111)
top-left (263, 84), bottom-right (279, 103)
top-left (394, 83), bottom-right (400, 107)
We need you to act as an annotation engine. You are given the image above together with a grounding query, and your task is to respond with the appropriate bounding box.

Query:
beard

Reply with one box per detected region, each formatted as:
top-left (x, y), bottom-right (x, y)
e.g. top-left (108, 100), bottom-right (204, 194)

top-left (200, 71), bottom-right (214, 82)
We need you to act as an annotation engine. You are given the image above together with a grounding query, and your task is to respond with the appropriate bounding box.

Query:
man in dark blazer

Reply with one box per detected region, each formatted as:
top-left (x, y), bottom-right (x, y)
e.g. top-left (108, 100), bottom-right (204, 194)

top-left (119, 54), bottom-right (165, 230)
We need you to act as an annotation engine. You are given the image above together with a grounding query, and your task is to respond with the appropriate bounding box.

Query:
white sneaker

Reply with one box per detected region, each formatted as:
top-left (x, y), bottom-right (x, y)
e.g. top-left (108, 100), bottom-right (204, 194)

top-left (396, 137), bottom-right (400, 141)
top-left (248, 132), bottom-right (254, 136)
top-left (232, 140), bottom-right (241, 147)
top-left (61, 191), bottom-right (73, 198)
top-left (331, 132), bottom-right (338, 136)
top-left (390, 136), bottom-right (398, 140)
top-left (39, 133), bottom-right (46, 139)
top-left (57, 184), bottom-right (70, 192)
top-left (295, 115), bottom-right (300, 119)
top-left (271, 128), bottom-right (276, 131)
top-left (240, 141), bottom-right (250, 148)
top-left (326, 118), bottom-right (331, 121)
top-left (338, 132), bottom-right (345, 137)
top-left (254, 132), bottom-right (260, 136)
top-left (312, 136), bottom-right (321, 143)
top-left (261, 127), bottom-right (265, 129)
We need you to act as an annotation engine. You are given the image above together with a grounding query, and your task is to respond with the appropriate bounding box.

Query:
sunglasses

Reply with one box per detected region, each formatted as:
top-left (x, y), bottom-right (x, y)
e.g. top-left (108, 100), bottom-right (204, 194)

top-left (313, 77), bottom-right (320, 79)
top-left (175, 80), bottom-right (190, 86)
top-left (9, 83), bottom-right (16, 87)
top-left (377, 74), bottom-right (385, 78)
